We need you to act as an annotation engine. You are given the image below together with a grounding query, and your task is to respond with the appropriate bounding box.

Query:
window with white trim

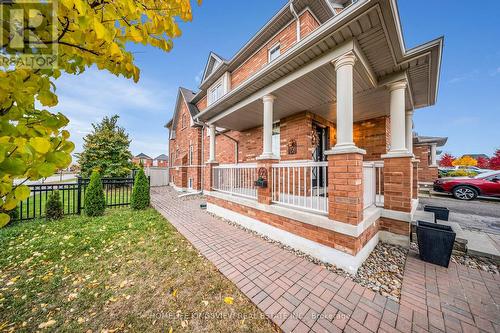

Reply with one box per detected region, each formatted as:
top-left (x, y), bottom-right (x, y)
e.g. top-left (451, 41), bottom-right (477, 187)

top-left (188, 178), bottom-right (193, 189)
top-left (208, 81), bottom-right (224, 105)
top-left (189, 144), bottom-right (193, 165)
top-left (268, 44), bottom-right (281, 62)
top-left (272, 122), bottom-right (280, 157)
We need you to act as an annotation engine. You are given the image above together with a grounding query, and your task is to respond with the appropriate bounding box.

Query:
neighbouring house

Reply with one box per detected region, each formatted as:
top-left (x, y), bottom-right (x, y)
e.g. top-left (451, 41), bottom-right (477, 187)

top-left (413, 134), bottom-right (448, 183)
top-left (132, 153), bottom-right (153, 167)
top-left (165, 0), bottom-right (443, 273)
top-left (153, 154), bottom-right (169, 167)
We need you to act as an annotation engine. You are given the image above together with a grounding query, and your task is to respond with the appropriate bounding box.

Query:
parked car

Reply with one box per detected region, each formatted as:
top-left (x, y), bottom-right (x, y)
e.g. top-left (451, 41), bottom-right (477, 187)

top-left (440, 166), bottom-right (492, 174)
top-left (434, 171), bottom-right (500, 200)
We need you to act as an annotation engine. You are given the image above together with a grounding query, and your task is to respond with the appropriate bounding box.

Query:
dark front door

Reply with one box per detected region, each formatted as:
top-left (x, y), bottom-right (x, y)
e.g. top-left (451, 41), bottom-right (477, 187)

top-left (312, 122), bottom-right (328, 188)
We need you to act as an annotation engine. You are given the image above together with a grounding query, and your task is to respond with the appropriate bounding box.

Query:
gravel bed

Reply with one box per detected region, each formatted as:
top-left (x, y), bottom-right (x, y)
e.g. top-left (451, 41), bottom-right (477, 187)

top-left (205, 209), bottom-right (406, 302)
top-left (409, 242), bottom-right (499, 274)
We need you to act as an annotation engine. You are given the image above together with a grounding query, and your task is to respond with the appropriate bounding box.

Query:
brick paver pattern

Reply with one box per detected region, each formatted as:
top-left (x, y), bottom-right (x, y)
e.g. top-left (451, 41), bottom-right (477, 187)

top-left (151, 187), bottom-right (500, 332)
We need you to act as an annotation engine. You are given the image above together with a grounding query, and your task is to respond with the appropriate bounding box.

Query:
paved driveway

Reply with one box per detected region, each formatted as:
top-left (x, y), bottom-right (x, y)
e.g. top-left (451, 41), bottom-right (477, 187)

top-left (419, 196), bottom-right (500, 234)
top-left (152, 187), bottom-right (500, 332)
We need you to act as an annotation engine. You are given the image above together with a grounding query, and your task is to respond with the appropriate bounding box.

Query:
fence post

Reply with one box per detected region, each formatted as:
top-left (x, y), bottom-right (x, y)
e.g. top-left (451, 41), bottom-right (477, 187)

top-left (76, 176), bottom-right (82, 215)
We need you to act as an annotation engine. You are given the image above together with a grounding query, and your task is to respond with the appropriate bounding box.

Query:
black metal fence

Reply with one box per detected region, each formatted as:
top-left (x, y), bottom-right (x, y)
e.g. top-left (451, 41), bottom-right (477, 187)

top-left (14, 177), bottom-right (143, 222)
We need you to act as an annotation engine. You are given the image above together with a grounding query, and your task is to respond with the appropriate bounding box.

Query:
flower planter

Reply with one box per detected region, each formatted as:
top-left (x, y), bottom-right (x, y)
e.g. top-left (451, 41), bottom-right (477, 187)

top-left (416, 221), bottom-right (456, 267)
top-left (424, 205), bottom-right (450, 221)
top-left (254, 180), bottom-right (267, 188)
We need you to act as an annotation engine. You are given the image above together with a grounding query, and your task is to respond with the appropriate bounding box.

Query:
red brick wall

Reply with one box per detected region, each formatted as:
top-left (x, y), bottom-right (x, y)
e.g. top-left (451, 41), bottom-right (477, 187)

top-left (196, 95), bottom-right (207, 112)
top-left (383, 157), bottom-right (413, 213)
top-left (156, 160), bottom-right (168, 168)
top-left (300, 10), bottom-right (320, 39)
top-left (414, 145), bottom-right (438, 183)
top-left (169, 101), bottom-right (203, 190)
top-left (207, 195), bottom-right (381, 256)
top-left (203, 130), bottom-right (238, 165)
top-left (353, 116), bottom-right (390, 161)
top-left (231, 10), bottom-right (320, 90)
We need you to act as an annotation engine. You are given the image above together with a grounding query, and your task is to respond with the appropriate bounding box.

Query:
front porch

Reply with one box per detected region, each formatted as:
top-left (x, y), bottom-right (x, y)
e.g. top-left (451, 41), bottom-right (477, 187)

top-left (194, 4), bottom-right (441, 271)
top-left (198, 52), bottom-right (422, 272)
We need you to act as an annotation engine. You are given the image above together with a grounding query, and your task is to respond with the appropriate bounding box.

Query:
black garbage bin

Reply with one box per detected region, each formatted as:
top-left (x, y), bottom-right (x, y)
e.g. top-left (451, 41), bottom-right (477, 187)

top-left (416, 221), bottom-right (456, 267)
top-left (424, 205), bottom-right (450, 221)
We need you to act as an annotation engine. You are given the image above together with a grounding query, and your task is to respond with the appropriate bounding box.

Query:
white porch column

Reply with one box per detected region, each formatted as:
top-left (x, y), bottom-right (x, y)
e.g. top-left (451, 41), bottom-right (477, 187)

top-left (327, 52), bottom-right (365, 155)
top-left (383, 81), bottom-right (412, 158)
top-left (405, 110), bottom-right (414, 155)
top-left (430, 144), bottom-right (437, 166)
top-left (258, 94), bottom-right (278, 160)
top-left (208, 124), bottom-right (217, 163)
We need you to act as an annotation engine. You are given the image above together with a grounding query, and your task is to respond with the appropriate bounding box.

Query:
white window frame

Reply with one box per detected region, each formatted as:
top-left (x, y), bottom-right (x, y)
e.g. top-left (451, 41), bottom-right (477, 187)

top-left (208, 81), bottom-right (223, 105)
top-left (189, 144), bottom-right (193, 165)
top-left (268, 43), bottom-right (281, 62)
top-left (188, 178), bottom-right (193, 189)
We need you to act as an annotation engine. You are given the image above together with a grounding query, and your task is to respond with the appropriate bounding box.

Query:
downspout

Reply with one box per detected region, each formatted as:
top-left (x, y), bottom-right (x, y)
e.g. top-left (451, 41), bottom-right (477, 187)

top-left (289, 0), bottom-right (301, 42)
top-left (200, 125), bottom-right (204, 192)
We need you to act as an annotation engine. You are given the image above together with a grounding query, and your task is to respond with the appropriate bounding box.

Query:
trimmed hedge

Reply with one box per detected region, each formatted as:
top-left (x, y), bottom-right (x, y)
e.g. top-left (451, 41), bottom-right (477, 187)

top-left (84, 171), bottom-right (106, 216)
top-left (130, 169), bottom-right (150, 210)
top-left (46, 191), bottom-right (63, 221)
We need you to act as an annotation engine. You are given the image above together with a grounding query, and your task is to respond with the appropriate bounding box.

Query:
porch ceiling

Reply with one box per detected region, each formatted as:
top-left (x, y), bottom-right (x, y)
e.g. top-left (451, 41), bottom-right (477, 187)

top-left (213, 62), bottom-right (399, 131)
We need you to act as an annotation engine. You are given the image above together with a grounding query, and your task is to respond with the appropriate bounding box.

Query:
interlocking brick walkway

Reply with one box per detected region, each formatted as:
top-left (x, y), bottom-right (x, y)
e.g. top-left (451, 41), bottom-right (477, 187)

top-left (151, 187), bottom-right (500, 332)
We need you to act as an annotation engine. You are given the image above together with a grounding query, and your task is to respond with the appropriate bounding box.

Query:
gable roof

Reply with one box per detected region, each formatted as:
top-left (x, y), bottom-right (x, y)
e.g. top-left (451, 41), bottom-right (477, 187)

top-left (165, 87), bottom-right (200, 133)
top-left (154, 154), bottom-right (169, 161)
top-left (134, 153), bottom-right (152, 160)
top-left (200, 52), bottom-right (228, 85)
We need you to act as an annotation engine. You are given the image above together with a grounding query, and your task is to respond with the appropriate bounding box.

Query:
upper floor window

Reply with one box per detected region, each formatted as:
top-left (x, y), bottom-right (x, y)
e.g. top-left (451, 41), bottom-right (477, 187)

top-left (208, 81), bottom-right (224, 105)
top-left (268, 44), bottom-right (281, 62)
top-left (189, 144), bottom-right (193, 165)
top-left (181, 114), bottom-right (187, 129)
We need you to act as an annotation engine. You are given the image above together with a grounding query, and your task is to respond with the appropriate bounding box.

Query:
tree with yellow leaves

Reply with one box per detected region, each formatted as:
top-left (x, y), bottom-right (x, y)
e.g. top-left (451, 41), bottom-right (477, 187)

top-left (452, 156), bottom-right (478, 167)
top-left (0, 0), bottom-right (200, 226)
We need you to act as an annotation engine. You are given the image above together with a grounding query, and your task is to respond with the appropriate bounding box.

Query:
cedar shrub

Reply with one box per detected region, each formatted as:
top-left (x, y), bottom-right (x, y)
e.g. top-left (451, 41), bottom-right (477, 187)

top-left (46, 191), bottom-right (64, 221)
top-left (84, 171), bottom-right (106, 216)
top-left (130, 169), bottom-right (150, 210)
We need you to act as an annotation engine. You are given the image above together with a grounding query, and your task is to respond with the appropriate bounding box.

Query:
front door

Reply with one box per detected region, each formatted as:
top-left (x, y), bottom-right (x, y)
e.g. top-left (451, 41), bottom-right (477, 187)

top-left (312, 122), bottom-right (328, 189)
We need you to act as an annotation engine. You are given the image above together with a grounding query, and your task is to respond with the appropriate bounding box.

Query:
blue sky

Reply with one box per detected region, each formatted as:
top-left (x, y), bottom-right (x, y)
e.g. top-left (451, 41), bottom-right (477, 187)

top-left (55, 0), bottom-right (500, 159)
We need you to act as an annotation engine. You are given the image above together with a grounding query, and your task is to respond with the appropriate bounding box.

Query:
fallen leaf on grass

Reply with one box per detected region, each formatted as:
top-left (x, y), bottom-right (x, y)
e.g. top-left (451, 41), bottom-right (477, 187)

top-left (38, 319), bottom-right (56, 329)
top-left (224, 297), bottom-right (234, 305)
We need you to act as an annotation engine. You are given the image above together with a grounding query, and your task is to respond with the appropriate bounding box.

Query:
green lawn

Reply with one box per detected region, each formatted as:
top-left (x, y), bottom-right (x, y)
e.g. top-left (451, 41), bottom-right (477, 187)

top-left (0, 209), bottom-right (276, 332)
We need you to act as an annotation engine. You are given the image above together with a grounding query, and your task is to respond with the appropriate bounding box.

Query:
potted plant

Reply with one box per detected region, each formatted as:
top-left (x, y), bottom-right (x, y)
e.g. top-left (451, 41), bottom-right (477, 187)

top-left (254, 176), bottom-right (267, 188)
top-left (416, 221), bottom-right (456, 267)
top-left (424, 205), bottom-right (450, 221)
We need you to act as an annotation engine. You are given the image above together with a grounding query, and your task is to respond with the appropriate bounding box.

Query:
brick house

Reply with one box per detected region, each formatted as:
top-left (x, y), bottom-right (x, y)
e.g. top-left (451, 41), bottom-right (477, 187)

top-left (413, 135), bottom-right (447, 183)
top-left (166, 0), bottom-right (443, 273)
top-left (132, 153), bottom-right (153, 167)
top-left (153, 154), bottom-right (169, 168)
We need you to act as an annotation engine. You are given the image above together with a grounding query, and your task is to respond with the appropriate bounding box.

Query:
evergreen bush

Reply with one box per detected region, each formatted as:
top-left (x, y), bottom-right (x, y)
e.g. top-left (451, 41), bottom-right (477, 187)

top-left (130, 169), bottom-right (150, 210)
top-left (46, 191), bottom-right (64, 220)
top-left (84, 171), bottom-right (106, 216)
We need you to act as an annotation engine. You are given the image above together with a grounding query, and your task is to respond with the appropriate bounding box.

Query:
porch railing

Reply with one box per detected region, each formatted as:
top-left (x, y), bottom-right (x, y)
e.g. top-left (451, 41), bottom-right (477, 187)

top-left (272, 161), bottom-right (328, 214)
top-left (212, 163), bottom-right (258, 199)
top-left (363, 161), bottom-right (384, 209)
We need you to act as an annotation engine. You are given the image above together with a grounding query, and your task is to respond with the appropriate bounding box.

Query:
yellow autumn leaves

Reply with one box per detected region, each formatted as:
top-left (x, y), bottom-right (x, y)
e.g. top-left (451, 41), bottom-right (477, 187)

top-left (1, 0), bottom-right (198, 225)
